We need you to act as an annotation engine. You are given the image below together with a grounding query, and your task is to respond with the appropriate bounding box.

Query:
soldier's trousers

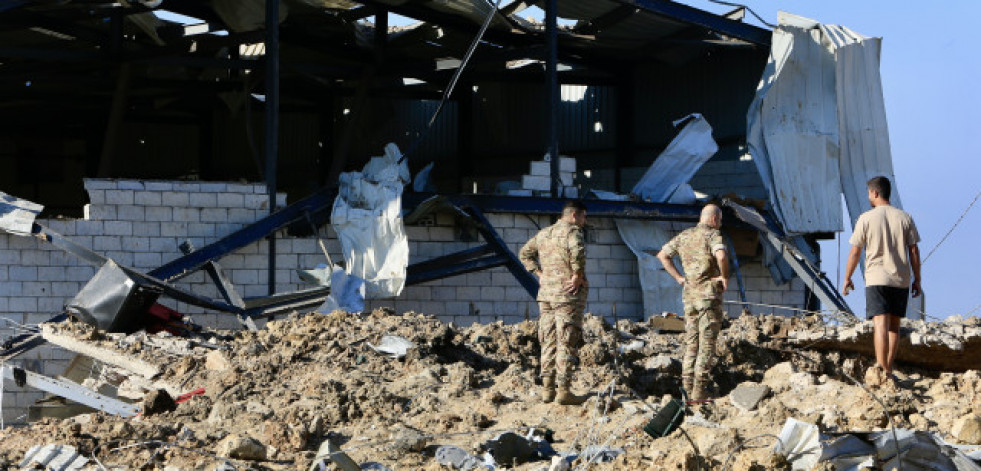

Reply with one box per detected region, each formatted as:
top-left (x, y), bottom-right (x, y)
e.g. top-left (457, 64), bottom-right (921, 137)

top-left (681, 302), bottom-right (722, 400)
top-left (538, 301), bottom-right (584, 386)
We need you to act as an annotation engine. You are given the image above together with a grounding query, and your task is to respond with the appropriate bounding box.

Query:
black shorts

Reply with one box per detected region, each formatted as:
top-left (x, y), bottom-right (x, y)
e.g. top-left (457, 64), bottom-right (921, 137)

top-left (866, 286), bottom-right (909, 320)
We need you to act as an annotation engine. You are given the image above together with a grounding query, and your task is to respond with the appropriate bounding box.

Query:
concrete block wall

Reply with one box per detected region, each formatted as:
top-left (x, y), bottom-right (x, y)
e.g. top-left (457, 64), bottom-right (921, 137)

top-left (0, 178), bottom-right (804, 424)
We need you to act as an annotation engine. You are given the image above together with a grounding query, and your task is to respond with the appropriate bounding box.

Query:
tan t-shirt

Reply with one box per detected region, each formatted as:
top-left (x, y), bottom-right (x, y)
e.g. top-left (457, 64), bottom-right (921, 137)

top-left (849, 205), bottom-right (920, 288)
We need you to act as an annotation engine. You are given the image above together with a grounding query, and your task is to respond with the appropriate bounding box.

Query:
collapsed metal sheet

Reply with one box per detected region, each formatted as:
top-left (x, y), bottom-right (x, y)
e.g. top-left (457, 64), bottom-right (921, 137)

top-left (746, 13), bottom-right (843, 235)
top-left (822, 23), bottom-right (906, 225)
top-left (0, 191), bottom-right (43, 236)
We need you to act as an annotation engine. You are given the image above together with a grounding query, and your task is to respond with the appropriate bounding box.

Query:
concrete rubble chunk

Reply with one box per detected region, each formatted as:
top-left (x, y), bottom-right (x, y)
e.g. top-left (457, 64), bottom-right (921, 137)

top-left (216, 434), bottom-right (267, 461)
top-left (729, 382), bottom-right (771, 411)
top-left (205, 350), bottom-right (233, 371)
top-left (952, 413), bottom-right (981, 444)
top-left (435, 445), bottom-right (485, 470)
top-left (141, 388), bottom-right (177, 416)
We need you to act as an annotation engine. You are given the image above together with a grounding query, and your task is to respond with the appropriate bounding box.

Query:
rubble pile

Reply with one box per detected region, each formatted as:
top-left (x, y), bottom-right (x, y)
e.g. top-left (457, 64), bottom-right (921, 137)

top-left (1, 310), bottom-right (980, 470)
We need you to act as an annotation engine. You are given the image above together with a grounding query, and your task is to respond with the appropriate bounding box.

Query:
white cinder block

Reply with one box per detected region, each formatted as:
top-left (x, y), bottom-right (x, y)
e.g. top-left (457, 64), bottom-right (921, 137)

top-left (10, 297), bottom-right (38, 312)
top-left (144, 181), bottom-right (173, 191)
top-left (83, 179), bottom-right (114, 190)
top-left (117, 205), bottom-right (145, 221)
top-left (172, 207), bottom-right (201, 223)
top-left (86, 205), bottom-right (116, 221)
top-left (521, 175), bottom-right (550, 191)
top-left (37, 267), bottom-right (66, 282)
top-left (86, 190), bottom-right (105, 205)
top-left (103, 221), bottom-right (133, 236)
top-left (244, 194), bottom-right (268, 209)
top-left (529, 160), bottom-right (550, 176)
top-left (161, 191), bottom-right (190, 207)
top-left (217, 193), bottom-right (245, 208)
top-left (160, 222), bottom-right (189, 237)
top-left (20, 250), bottom-right (50, 266)
top-left (560, 157), bottom-right (576, 173)
top-left (105, 190), bottom-right (134, 205)
top-left (507, 189), bottom-right (533, 196)
top-left (145, 206), bottom-right (172, 222)
top-left (189, 193), bottom-right (218, 208)
top-left (10, 266), bottom-right (37, 281)
top-left (134, 192), bottom-right (162, 206)
top-left (188, 223), bottom-right (216, 238)
top-left (481, 286), bottom-right (506, 300)
top-left (117, 180), bottom-right (145, 190)
top-left (200, 183), bottom-right (228, 192)
top-left (134, 252), bottom-right (162, 268)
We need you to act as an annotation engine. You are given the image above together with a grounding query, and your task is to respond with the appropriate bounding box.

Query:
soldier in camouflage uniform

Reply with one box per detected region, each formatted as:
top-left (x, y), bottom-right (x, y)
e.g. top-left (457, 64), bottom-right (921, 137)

top-left (656, 204), bottom-right (730, 401)
top-left (519, 200), bottom-right (589, 405)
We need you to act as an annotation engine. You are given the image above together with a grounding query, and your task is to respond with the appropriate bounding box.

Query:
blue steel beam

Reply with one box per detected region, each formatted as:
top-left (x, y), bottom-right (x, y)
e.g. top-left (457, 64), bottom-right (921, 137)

top-left (618, 0), bottom-right (771, 46)
top-left (402, 193), bottom-right (705, 222)
top-left (407, 255), bottom-right (509, 286)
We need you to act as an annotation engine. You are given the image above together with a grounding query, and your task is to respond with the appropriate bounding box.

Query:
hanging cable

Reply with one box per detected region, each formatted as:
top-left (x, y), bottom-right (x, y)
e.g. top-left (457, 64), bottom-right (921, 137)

top-left (923, 188), bottom-right (981, 263)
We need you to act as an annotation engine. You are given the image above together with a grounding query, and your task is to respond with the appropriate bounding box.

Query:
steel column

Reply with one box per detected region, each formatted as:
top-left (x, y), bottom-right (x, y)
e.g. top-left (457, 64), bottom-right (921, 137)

top-left (265, 0), bottom-right (281, 295)
top-left (544, 0), bottom-right (559, 197)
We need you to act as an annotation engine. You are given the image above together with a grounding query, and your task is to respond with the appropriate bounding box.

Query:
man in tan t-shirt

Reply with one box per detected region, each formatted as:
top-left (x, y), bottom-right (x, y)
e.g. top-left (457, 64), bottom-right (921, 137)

top-left (842, 176), bottom-right (922, 379)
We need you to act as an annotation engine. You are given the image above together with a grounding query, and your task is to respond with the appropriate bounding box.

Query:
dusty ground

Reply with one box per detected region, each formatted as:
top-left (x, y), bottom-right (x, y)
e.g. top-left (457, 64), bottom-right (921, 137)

top-left (2, 310), bottom-right (980, 470)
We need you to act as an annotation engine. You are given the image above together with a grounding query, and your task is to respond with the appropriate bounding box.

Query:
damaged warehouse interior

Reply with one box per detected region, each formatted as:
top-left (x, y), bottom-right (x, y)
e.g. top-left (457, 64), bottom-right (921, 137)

top-left (0, 0), bottom-right (979, 469)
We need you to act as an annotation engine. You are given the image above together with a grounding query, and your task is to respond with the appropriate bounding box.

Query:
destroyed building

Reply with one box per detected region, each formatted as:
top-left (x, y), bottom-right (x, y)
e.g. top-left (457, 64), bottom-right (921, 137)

top-left (0, 3), bottom-right (958, 469)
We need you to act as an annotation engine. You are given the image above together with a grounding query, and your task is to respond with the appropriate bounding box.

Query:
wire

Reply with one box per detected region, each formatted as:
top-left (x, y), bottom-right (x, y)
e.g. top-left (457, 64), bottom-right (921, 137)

top-left (401, 0), bottom-right (504, 163)
top-left (923, 188), bottom-right (981, 263)
top-left (704, 0), bottom-right (776, 28)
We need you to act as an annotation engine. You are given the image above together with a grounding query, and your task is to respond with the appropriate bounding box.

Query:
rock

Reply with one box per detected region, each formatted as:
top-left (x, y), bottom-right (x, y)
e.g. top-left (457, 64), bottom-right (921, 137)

top-left (729, 382), bottom-right (771, 411)
top-left (548, 455), bottom-right (571, 471)
top-left (645, 355), bottom-right (677, 372)
top-left (205, 350), bottom-right (233, 371)
top-left (692, 427), bottom-right (739, 459)
top-left (789, 372), bottom-right (816, 390)
top-left (387, 426), bottom-right (428, 453)
top-left (951, 413), bottom-right (981, 444)
top-left (763, 362), bottom-right (795, 391)
top-left (216, 434), bottom-right (267, 460)
top-left (142, 389), bottom-right (177, 416)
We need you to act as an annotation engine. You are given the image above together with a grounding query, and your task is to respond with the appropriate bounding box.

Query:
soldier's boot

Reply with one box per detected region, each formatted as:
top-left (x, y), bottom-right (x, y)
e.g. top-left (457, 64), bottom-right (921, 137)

top-left (542, 375), bottom-right (556, 403)
top-left (555, 382), bottom-right (588, 406)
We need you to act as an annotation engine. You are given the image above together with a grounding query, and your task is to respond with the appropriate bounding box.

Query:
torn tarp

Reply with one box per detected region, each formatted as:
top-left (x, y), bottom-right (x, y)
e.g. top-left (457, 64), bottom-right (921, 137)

top-left (330, 143), bottom-right (410, 304)
top-left (0, 191), bottom-right (43, 236)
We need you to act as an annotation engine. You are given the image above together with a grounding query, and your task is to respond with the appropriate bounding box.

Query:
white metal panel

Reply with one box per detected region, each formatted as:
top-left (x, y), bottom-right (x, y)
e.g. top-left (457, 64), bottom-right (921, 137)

top-left (824, 25), bottom-right (905, 225)
top-left (746, 15), bottom-right (843, 235)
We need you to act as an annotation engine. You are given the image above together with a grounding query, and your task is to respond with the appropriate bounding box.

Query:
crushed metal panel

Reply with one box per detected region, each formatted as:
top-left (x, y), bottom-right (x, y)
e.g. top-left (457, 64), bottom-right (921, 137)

top-left (0, 191), bottom-right (43, 236)
top-left (746, 13), bottom-right (844, 235)
top-left (1, 366), bottom-right (139, 417)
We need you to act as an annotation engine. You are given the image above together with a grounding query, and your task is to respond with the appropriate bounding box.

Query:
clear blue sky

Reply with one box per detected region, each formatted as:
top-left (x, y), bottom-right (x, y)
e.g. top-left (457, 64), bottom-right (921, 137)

top-left (387, 2), bottom-right (981, 319)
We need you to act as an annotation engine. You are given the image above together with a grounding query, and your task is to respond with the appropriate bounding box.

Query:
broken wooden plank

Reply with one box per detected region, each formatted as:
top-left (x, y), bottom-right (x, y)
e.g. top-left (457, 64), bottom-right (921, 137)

top-left (40, 325), bottom-right (161, 379)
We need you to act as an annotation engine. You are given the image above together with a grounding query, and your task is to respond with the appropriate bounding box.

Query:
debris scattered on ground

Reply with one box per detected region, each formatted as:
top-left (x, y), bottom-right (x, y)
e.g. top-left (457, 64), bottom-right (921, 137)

top-left (1, 311), bottom-right (980, 470)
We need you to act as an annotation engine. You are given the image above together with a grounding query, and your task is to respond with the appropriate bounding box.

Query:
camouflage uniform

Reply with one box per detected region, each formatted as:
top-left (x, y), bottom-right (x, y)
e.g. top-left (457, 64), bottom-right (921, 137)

top-left (660, 223), bottom-right (726, 400)
top-left (519, 219), bottom-right (588, 388)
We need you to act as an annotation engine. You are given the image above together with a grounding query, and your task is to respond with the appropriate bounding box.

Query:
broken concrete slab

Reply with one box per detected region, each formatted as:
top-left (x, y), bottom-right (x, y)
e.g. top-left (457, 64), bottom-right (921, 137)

top-left (729, 382), bottom-right (771, 411)
top-left (790, 318), bottom-right (981, 372)
top-left (953, 413), bottom-right (981, 445)
top-left (435, 445), bottom-right (486, 470)
top-left (40, 324), bottom-right (162, 378)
